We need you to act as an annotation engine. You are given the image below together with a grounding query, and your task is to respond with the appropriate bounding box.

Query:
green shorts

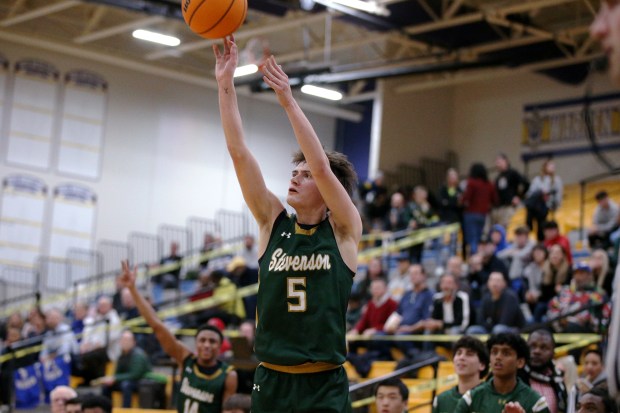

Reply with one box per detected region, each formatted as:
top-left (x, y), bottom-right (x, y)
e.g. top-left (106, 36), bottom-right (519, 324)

top-left (251, 364), bottom-right (352, 413)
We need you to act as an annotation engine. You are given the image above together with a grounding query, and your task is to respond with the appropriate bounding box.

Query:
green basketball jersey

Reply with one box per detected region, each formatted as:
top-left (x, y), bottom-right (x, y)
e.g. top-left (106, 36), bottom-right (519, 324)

top-left (256, 211), bottom-right (354, 366)
top-left (433, 386), bottom-right (463, 413)
top-left (454, 379), bottom-right (550, 413)
top-left (176, 357), bottom-right (232, 413)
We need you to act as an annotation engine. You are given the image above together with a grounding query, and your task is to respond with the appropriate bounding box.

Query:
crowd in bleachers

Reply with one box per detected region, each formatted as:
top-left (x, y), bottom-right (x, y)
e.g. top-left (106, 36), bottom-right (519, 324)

top-left (0, 153), bottom-right (618, 412)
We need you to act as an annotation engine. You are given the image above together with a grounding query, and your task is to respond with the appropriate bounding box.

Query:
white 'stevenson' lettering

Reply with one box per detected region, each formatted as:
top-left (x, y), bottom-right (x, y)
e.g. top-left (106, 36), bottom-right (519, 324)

top-left (268, 248), bottom-right (331, 272)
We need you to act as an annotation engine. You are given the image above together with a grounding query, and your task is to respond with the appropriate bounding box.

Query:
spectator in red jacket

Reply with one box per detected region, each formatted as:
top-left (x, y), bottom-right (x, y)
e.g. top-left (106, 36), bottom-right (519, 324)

top-left (349, 278), bottom-right (398, 336)
top-left (543, 220), bottom-right (573, 264)
top-left (461, 163), bottom-right (498, 255)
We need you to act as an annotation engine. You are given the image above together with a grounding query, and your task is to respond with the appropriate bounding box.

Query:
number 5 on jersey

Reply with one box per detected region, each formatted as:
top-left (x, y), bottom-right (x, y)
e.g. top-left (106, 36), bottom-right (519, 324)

top-left (287, 277), bottom-right (307, 312)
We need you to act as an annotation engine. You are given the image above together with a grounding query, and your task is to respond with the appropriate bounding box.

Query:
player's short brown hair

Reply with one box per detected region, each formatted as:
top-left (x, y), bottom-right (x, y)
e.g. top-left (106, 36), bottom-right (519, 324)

top-left (292, 150), bottom-right (358, 197)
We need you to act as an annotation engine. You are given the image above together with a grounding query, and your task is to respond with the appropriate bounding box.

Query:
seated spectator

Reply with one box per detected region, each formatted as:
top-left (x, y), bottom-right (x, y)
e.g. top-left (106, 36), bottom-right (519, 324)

top-left (387, 253), bottom-right (413, 302)
top-left (22, 306), bottom-right (46, 339)
top-left (490, 224), bottom-right (509, 253)
top-left (70, 301), bottom-right (89, 340)
top-left (223, 393), bottom-right (252, 413)
top-left (544, 221), bottom-right (573, 264)
top-left (360, 171), bottom-right (390, 232)
top-left (210, 269), bottom-right (246, 325)
top-left (50, 386), bottom-right (78, 413)
top-left (576, 387), bottom-right (618, 413)
top-left (81, 394), bottom-right (112, 413)
top-left (101, 330), bottom-right (152, 407)
top-left (523, 244), bottom-right (550, 322)
top-left (65, 397), bottom-right (82, 413)
top-left (353, 257), bottom-right (387, 303)
top-left (375, 377), bottom-right (409, 413)
top-left (467, 253), bottom-right (485, 303)
top-left (498, 226), bottom-right (535, 283)
top-left (238, 234), bottom-right (258, 269)
top-left (425, 273), bottom-right (471, 335)
top-left (540, 244), bottom-right (572, 309)
top-left (547, 263), bottom-right (611, 333)
top-left (40, 308), bottom-right (77, 363)
top-left (118, 288), bottom-right (139, 321)
top-left (384, 264), bottom-right (434, 355)
top-left (349, 278), bottom-right (398, 337)
top-left (576, 348), bottom-right (608, 395)
top-left (467, 272), bottom-right (525, 334)
top-left (346, 293), bottom-right (364, 331)
top-left (590, 249), bottom-right (614, 297)
top-left (1, 311), bottom-right (24, 341)
top-left (76, 295), bottom-right (122, 384)
top-left (524, 329), bottom-right (568, 413)
top-left (385, 192), bottom-right (412, 233)
top-left (588, 191), bottom-right (619, 250)
top-left (445, 255), bottom-right (470, 294)
top-left (0, 326), bottom-right (23, 406)
top-left (226, 256), bottom-right (258, 320)
top-left (525, 159), bottom-right (563, 241)
top-left (479, 236), bottom-right (510, 284)
top-left (151, 241), bottom-right (183, 304)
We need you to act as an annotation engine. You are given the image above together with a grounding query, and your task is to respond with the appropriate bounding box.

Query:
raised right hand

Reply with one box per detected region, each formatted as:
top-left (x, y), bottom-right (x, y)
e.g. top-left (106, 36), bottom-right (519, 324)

top-left (119, 260), bottom-right (137, 288)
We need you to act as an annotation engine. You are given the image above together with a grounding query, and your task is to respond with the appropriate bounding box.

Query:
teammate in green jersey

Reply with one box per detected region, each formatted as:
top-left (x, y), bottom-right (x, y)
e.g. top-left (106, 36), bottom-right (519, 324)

top-left (433, 336), bottom-right (489, 413)
top-left (375, 378), bottom-right (409, 413)
top-left (120, 261), bottom-right (238, 413)
top-left (213, 36), bottom-right (363, 413)
top-left (455, 333), bottom-right (550, 413)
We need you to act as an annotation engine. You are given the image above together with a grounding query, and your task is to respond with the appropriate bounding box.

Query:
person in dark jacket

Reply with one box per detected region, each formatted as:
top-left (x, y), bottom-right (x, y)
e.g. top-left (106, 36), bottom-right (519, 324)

top-left (467, 272), bottom-right (525, 334)
top-left (491, 154), bottom-right (529, 229)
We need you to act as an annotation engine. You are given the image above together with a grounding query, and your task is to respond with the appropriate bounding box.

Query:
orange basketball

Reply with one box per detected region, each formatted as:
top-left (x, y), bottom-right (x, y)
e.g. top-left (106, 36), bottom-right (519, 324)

top-left (182, 0), bottom-right (247, 39)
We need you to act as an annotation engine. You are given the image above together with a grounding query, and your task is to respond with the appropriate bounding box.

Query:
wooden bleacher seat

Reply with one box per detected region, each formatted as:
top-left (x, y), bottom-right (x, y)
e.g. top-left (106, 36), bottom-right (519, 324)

top-left (367, 361), bottom-right (397, 379)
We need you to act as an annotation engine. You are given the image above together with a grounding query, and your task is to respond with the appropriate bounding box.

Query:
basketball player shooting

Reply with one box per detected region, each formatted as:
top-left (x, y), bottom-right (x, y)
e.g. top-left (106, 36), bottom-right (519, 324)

top-left (590, 1), bottom-right (620, 401)
top-left (213, 35), bottom-right (362, 412)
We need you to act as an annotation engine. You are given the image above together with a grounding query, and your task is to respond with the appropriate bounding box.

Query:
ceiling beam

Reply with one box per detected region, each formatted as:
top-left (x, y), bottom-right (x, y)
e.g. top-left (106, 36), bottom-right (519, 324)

top-left (493, 0), bottom-right (580, 16)
top-left (82, 6), bottom-right (108, 35)
top-left (405, 12), bottom-right (484, 35)
top-left (444, 0), bottom-right (466, 19)
top-left (145, 12), bottom-right (332, 60)
top-left (0, 0), bottom-right (80, 27)
top-left (74, 15), bottom-right (166, 44)
top-left (394, 52), bottom-right (602, 93)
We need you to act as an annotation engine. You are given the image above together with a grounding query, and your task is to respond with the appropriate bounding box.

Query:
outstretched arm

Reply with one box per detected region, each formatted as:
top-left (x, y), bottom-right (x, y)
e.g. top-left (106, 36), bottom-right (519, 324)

top-left (213, 37), bottom-right (283, 234)
top-left (260, 56), bottom-right (362, 245)
top-left (119, 260), bottom-right (190, 366)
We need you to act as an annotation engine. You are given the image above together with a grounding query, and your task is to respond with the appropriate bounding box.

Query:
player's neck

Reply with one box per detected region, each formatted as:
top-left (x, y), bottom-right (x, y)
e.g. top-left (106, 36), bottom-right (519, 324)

top-left (458, 375), bottom-right (481, 394)
top-left (196, 357), bottom-right (218, 368)
top-left (492, 375), bottom-right (518, 394)
top-left (294, 206), bottom-right (327, 226)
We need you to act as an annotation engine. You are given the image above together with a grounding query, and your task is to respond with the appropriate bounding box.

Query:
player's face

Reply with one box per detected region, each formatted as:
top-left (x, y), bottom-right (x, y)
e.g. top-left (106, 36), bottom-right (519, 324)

top-left (375, 386), bottom-right (407, 413)
top-left (489, 344), bottom-right (524, 379)
top-left (576, 393), bottom-right (606, 413)
top-left (591, 0), bottom-right (620, 86)
top-left (528, 332), bottom-right (554, 368)
top-left (287, 162), bottom-right (323, 209)
top-left (195, 330), bottom-right (221, 364)
top-left (453, 347), bottom-right (485, 378)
